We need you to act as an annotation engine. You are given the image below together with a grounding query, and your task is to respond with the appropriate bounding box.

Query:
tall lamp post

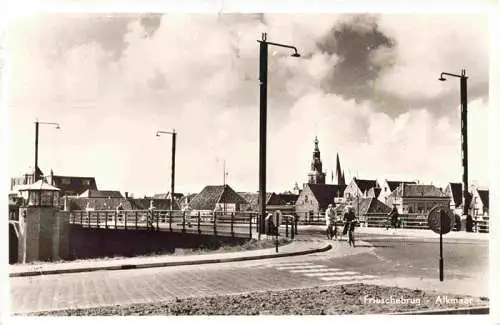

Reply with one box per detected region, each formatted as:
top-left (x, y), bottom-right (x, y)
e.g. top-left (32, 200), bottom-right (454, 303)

top-left (257, 33), bottom-right (301, 238)
top-left (438, 70), bottom-right (469, 224)
top-left (156, 129), bottom-right (177, 211)
top-left (34, 120), bottom-right (60, 182)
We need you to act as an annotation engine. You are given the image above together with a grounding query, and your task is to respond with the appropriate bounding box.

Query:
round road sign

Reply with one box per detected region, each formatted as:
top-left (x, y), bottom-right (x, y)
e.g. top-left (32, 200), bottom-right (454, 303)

top-left (428, 205), bottom-right (453, 235)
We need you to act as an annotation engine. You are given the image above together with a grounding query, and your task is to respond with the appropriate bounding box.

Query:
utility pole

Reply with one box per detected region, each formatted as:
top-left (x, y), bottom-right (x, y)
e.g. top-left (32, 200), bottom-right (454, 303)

top-left (156, 129), bottom-right (177, 211)
top-left (257, 33), bottom-right (300, 239)
top-left (439, 69), bottom-right (469, 222)
top-left (34, 120), bottom-right (60, 182)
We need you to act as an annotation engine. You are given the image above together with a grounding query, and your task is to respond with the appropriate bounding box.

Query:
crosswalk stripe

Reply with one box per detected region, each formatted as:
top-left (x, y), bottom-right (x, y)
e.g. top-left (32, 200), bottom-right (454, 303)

top-left (276, 265), bottom-right (326, 270)
top-left (303, 271), bottom-right (359, 277)
top-left (320, 275), bottom-right (376, 281)
top-left (269, 262), bottom-right (313, 267)
top-left (288, 268), bottom-right (342, 273)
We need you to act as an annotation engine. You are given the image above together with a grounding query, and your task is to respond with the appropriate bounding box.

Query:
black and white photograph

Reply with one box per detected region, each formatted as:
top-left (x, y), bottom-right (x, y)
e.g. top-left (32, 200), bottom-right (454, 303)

top-left (2, 2), bottom-right (498, 319)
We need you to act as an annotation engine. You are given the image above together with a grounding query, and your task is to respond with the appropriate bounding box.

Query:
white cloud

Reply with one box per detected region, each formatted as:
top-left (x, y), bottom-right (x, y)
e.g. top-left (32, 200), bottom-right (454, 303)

top-left (374, 14), bottom-right (489, 100)
top-left (6, 13), bottom-right (490, 196)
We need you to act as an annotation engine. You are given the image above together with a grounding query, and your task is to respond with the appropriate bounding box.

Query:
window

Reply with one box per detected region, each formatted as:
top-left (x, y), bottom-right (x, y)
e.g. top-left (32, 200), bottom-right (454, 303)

top-left (83, 180), bottom-right (90, 186)
top-left (61, 178), bottom-right (71, 185)
top-left (304, 195), bottom-right (309, 203)
top-left (417, 203), bottom-right (424, 213)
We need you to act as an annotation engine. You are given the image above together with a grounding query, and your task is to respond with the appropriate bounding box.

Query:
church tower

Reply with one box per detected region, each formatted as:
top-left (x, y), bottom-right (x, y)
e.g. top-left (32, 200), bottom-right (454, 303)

top-left (307, 137), bottom-right (326, 185)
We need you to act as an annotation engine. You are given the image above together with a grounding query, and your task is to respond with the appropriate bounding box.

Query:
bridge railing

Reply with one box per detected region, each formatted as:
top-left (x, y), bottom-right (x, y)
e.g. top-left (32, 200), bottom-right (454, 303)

top-left (69, 210), bottom-right (262, 238)
top-left (69, 210), bottom-right (304, 239)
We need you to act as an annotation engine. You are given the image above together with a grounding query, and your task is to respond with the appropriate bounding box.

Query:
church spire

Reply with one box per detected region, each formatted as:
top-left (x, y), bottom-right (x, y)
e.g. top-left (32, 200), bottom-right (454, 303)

top-left (308, 137), bottom-right (326, 185)
top-left (335, 153), bottom-right (345, 185)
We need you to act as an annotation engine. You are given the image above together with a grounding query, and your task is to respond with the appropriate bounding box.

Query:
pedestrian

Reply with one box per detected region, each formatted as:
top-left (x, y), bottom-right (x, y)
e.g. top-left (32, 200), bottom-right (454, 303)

top-left (116, 202), bottom-right (124, 224)
top-left (325, 204), bottom-right (335, 239)
top-left (332, 207), bottom-right (339, 240)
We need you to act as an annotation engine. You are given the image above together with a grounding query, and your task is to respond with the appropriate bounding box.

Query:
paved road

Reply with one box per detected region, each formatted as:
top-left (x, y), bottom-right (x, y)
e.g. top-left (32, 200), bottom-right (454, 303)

top-left (10, 230), bottom-right (489, 315)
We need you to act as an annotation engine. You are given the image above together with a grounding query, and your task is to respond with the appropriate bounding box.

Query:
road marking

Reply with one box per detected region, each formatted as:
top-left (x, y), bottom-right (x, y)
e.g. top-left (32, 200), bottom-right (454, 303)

top-left (269, 262), bottom-right (314, 267)
top-left (303, 271), bottom-right (359, 277)
top-left (288, 268), bottom-right (342, 273)
top-left (276, 265), bottom-right (326, 270)
top-left (320, 275), bottom-right (376, 281)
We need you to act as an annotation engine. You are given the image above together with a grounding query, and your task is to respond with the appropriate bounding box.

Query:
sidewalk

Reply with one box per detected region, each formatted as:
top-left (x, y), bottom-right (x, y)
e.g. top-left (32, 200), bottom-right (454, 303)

top-left (296, 225), bottom-right (489, 241)
top-left (9, 236), bottom-right (331, 277)
top-left (356, 226), bottom-right (489, 240)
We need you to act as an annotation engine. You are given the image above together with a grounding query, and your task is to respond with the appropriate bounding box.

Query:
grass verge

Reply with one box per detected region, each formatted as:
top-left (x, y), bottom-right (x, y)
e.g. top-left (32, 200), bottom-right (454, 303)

top-left (21, 283), bottom-right (489, 315)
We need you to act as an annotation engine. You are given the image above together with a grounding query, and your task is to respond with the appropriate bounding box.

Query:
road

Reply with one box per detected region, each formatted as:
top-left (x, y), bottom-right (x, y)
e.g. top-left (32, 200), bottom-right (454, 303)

top-left (10, 229), bottom-right (489, 314)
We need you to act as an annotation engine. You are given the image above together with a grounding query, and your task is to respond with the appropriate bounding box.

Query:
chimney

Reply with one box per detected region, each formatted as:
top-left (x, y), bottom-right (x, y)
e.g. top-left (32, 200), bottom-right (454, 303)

top-left (125, 192), bottom-right (128, 199)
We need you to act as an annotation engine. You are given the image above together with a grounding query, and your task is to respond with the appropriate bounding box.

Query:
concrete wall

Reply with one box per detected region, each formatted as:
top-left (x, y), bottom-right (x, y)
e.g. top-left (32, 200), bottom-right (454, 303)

top-left (17, 207), bottom-right (70, 263)
top-left (67, 227), bottom-right (247, 260)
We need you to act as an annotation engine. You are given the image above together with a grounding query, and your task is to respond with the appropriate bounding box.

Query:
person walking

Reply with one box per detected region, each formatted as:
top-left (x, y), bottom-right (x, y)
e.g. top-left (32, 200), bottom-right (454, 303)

top-left (325, 204), bottom-right (335, 239)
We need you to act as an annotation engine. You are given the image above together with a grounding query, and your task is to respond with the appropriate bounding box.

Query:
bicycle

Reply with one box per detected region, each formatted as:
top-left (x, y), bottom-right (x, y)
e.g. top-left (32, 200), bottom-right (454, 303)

top-left (347, 220), bottom-right (357, 247)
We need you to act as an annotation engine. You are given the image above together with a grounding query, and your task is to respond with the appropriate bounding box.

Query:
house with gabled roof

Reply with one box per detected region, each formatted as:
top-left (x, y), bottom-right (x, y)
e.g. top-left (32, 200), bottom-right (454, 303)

top-left (471, 188), bottom-right (489, 219)
top-left (188, 185), bottom-right (247, 212)
top-left (295, 183), bottom-right (347, 220)
top-left (387, 183), bottom-right (449, 214)
top-left (378, 180), bottom-right (417, 204)
top-left (238, 192), bottom-right (273, 212)
top-left (343, 177), bottom-right (380, 201)
top-left (444, 182), bottom-right (473, 215)
top-left (237, 192), bottom-right (299, 213)
top-left (45, 170), bottom-right (98, 197)
top-left (79, 189), bottom-right (123, 198)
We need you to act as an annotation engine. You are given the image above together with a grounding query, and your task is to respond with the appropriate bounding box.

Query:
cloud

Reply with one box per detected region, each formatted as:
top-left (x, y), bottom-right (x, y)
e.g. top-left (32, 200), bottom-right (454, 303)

top-left (6, 13), bottom-right (490, 196)
top-left (374, 14), bottom-right (489, 110)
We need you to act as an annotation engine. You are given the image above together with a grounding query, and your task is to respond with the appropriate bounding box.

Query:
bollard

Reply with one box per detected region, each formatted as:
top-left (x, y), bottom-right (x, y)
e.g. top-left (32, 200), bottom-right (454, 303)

top-left (285, 216), bottom-right (289, 238)
top-left (249, 213), bottom-right (252, 238)
top-left (198, 212), bottom-right (201, 234)
top-left (182, 211), bottom-right (186, 233)
top-left (231, 212), bottom-right (234, 237)
top-left (213, 212), bottom-right (217, 236)
top-left (169, 211), bottom-right (172, 232)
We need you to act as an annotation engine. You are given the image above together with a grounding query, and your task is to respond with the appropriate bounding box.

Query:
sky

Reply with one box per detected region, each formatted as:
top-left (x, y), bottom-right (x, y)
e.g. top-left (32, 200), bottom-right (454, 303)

top-left (4, 12), bottom-right (491, 196)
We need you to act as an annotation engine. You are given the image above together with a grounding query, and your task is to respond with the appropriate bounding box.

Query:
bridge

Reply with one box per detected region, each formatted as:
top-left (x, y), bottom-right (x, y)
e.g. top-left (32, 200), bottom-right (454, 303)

top-left (69, 210), bottom-right (298, 239)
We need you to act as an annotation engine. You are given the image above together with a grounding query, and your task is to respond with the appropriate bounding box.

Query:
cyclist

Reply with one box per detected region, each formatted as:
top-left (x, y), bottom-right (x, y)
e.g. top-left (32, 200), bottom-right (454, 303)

top-left (386, 205), bottom-right (400, 230)
top-left (342, 206), bottom-right (357, 247)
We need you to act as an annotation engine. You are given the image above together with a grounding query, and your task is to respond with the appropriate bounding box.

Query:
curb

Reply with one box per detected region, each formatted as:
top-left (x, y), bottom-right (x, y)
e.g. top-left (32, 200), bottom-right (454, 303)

top-left (9, 243), bottom-right (332, 278)
top-left (393, 306), bottom-right (489, 315)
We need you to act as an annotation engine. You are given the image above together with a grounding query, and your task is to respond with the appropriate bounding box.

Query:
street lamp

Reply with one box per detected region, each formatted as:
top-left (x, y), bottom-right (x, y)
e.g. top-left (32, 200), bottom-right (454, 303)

top-left (438, 69), bottom-right (469, 224)
top-left (257, 33), bottom-right (301, 238)
top-left (156, 129), bottom-right (177, 211)
top-left (34, 120), bottom-right (60, 182)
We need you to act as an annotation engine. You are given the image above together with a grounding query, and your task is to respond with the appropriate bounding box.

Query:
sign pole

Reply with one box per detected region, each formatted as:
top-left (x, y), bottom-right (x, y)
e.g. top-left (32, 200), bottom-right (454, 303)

top-left (439, 209), bottom-right (444, 281)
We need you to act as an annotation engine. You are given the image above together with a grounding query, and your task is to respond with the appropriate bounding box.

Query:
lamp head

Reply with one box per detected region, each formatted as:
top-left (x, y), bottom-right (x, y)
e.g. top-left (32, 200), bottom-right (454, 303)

top-left (156, 132), bottom-right (160, 137)
top-left (438, 76), bottom-right (446, 82)
top-left (55, 124), bottom-right (60, 129)
top-left (291, 52), bottom-right (301, 58)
